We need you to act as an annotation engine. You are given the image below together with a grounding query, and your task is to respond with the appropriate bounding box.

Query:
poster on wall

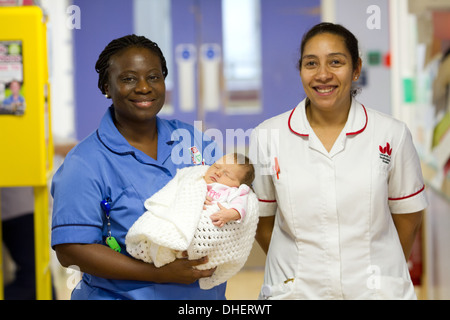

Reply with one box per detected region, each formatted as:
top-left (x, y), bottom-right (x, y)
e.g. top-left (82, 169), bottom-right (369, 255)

top-left (0, 40), bottom-right (25, 115)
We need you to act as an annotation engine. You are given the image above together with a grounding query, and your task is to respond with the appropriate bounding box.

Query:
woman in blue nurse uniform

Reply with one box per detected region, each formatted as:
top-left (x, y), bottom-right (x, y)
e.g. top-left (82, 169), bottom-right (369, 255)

top-left (51, 35), bottom-right (225, 300)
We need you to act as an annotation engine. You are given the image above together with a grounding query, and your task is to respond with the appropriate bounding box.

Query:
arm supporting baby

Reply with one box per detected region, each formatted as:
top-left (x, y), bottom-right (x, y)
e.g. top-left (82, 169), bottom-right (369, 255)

top-left (55, 243), bottom-right (215, 285)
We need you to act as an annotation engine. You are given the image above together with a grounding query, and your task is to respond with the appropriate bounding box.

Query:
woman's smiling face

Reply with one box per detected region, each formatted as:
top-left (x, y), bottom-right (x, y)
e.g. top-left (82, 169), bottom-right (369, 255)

top-left (299, 32), bottom-right (361, 112)
top-left (104, 46), bottom-right (166, 124)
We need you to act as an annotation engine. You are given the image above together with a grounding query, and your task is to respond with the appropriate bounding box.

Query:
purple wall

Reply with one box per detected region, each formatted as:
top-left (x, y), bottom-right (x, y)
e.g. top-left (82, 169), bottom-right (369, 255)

top-left (169, 0), bottom-right (320, 133)
top-left (73, 0), bottom-right (133, 140)
top-left (169, 0), bottom-right (201, 127)
top-left (260, 0), bottom-right (320, 120)
top-left (73, 0), bottom-right (320, 140)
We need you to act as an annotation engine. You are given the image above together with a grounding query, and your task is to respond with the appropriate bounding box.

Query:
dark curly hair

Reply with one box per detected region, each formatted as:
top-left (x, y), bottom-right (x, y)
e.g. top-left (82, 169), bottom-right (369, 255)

top-left (95, 34), bottom-right (168, 95)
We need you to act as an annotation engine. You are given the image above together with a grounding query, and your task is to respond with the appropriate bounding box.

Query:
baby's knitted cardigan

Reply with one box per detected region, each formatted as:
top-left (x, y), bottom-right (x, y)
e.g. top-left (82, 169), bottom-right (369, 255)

top-left (125, 165), bottom-right (259, 290)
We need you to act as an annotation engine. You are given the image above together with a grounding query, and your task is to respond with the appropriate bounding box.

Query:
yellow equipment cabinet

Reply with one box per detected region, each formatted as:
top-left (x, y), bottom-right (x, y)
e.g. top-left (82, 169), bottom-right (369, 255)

top-left (0, 6), bottom-right (53, 300)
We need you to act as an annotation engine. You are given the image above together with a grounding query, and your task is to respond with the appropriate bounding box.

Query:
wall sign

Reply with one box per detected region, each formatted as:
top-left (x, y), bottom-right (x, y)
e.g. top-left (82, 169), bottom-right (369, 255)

top-left (0, 40), bottom-right (25, 115)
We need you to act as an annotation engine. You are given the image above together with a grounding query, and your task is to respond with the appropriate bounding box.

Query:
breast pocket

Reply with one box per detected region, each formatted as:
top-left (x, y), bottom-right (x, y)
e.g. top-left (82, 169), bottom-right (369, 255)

top-left (375, 163), bottom-right (390, 178)
top-left (370, 160), bottom-right (391, 213)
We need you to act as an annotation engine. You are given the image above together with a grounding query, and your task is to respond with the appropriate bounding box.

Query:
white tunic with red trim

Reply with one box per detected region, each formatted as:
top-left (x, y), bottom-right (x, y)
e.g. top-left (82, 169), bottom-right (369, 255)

top-left (250, 98), bottom-right (428, 300)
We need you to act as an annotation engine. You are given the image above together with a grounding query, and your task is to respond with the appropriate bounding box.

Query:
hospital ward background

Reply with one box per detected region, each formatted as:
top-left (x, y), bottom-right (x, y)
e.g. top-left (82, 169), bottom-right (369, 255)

top-left (0, 0), bottom-right (449, 300)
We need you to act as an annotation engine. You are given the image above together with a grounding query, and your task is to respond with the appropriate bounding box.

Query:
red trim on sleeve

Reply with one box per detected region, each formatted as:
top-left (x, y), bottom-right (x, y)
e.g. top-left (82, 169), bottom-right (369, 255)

top-left (388, 185), bottom-right (425, 201)
top-left (259, 199), bottom-right (277, 203)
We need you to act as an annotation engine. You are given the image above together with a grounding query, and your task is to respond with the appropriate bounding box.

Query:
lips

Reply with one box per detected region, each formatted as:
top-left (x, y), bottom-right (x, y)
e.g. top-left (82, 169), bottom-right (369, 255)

top-left (313, 85), bottom-right (337, 95)
top-left (210, 176), bottom-right (217, 182)
top-left (130, 98), bottom-right (156, 108)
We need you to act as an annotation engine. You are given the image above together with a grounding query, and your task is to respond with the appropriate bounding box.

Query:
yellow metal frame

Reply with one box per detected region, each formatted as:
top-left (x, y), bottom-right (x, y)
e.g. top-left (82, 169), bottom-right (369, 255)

top-left (0, 6), bottom-right (53, 300)
top-left (0, 195), bottom-right (2, 298)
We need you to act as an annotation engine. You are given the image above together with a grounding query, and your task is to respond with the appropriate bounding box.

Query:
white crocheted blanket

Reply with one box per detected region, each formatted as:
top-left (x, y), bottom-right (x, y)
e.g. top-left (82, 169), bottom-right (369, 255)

top-left (125, 165), bottom-right (259, 290)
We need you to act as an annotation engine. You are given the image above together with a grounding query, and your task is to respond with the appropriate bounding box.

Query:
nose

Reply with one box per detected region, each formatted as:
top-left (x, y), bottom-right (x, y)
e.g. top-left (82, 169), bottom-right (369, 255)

top-left (315, 65), bottom-right (332, 82)
top-left (135, 77), bottom-right (152, 94)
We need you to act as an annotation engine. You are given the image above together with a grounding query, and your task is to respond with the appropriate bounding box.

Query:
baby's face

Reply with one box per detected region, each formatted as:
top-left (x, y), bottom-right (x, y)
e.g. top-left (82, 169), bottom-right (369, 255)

top-left (204, 156), bottom-right (246, 188)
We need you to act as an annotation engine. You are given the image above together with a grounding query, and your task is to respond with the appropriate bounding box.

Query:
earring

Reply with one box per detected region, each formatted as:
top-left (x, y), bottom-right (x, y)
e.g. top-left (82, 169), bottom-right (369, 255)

top-left (105, 94), bottom-right (110, 98)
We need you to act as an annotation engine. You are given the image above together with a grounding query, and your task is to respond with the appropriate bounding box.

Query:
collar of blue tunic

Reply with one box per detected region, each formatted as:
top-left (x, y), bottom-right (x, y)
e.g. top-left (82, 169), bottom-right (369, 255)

top-left (96, 106), bottom-right (176, 166)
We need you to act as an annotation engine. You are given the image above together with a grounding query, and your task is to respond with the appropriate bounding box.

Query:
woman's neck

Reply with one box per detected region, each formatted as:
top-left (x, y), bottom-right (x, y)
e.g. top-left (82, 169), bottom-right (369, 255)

top-left (114, 115), bottom-right (159, 159)
top-left (305, 98), bottom-right (352, 153)
top-left (306, 98), bottom-right (351, 129)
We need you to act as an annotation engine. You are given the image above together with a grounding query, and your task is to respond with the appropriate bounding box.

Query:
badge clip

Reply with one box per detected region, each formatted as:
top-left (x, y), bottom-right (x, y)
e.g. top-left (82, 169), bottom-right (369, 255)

top-left (189, 146), bottom-right (203, 165)
top-left (101, 198), bottom-right (121, 253)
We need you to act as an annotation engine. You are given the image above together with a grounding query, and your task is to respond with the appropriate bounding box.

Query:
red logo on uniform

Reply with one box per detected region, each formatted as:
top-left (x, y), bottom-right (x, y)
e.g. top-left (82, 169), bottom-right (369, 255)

top-left (379, 142), bottom-right (392, 164)
top-left (379, 142), bottom-right (392, 156)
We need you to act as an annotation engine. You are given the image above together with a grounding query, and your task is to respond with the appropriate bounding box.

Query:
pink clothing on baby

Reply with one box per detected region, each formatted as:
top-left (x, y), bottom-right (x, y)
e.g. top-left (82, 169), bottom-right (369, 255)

top-left (206, 183), bottom-right (250, 220)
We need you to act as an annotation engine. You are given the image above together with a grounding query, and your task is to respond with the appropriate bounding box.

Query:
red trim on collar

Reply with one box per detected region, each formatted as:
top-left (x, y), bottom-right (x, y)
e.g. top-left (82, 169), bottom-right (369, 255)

top-left (288, 104), bottom-right (369, 137)
top-left (346, 104), bottom-right (368, 136)
top-left (288, 107), bottom-right (309, 137)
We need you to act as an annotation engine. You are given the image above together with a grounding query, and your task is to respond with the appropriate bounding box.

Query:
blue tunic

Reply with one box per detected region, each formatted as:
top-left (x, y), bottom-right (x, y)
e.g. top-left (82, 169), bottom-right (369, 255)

top-left (51, 107), bottom-right (225, 300)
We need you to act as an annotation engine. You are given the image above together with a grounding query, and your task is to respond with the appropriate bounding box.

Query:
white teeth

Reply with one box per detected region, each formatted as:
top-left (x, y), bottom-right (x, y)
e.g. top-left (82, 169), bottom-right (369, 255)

top-left (316, 87), bottom-right (334, 93)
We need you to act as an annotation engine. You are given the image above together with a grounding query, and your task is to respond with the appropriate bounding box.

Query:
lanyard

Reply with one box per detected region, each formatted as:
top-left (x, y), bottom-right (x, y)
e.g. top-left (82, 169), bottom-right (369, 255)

top-left (100, 198), bottom-right (121, 253)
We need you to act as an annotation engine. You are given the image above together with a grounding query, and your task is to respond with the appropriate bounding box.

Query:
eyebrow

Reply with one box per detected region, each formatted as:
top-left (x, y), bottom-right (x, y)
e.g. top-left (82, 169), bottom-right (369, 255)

top-left (302, 52), bottom-right (348, 60)
top-left (119, 68), bottom-right (162, 74)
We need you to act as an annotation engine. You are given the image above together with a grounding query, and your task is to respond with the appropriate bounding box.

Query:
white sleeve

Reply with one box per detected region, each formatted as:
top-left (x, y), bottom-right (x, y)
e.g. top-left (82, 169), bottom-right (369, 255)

top-left (249, 128), bottom-right (278, 217)
top-left (388, 124), bottom-right (428, 214)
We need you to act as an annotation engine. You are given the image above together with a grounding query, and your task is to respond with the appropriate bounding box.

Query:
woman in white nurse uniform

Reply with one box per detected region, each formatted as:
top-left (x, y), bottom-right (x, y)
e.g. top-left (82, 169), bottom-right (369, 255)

top-left (250, 23), bottom-right (427, 300)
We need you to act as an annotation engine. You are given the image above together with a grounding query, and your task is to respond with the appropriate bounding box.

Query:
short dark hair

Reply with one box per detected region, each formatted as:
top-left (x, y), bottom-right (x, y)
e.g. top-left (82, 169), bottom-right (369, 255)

top-left (95, 34), bottom-right (168, 95)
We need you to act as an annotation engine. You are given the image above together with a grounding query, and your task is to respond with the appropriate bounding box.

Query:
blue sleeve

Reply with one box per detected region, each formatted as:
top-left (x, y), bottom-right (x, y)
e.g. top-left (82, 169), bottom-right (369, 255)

top-left (51, 151), bottom-right (104, 248)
